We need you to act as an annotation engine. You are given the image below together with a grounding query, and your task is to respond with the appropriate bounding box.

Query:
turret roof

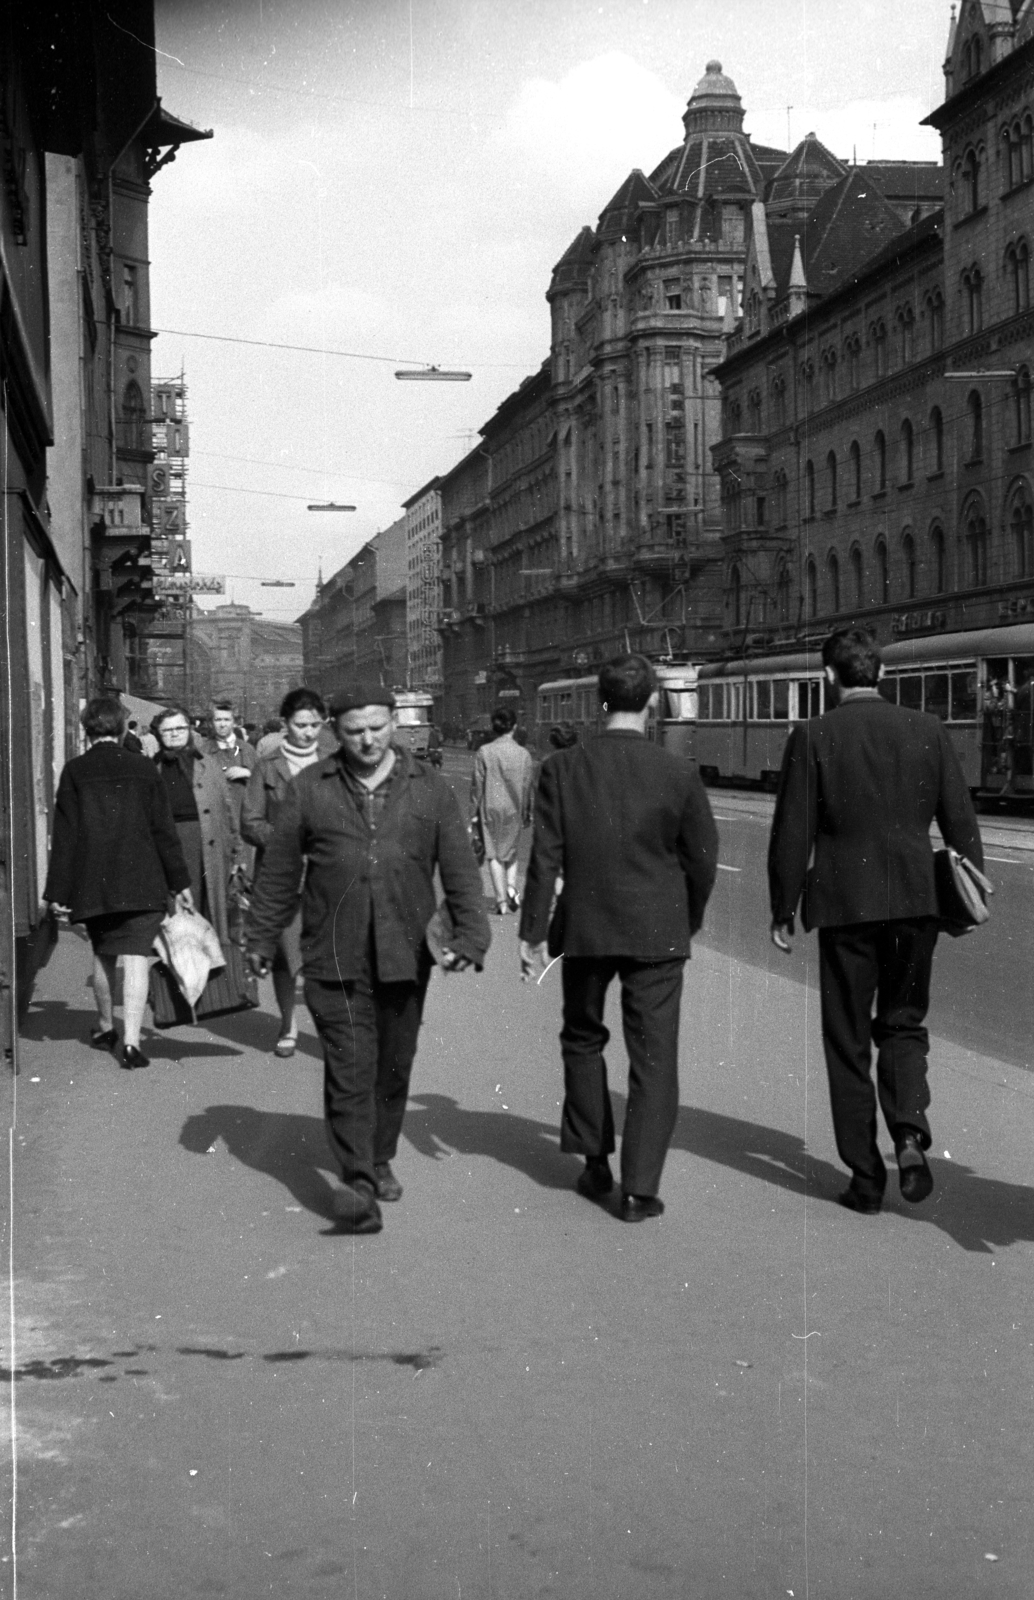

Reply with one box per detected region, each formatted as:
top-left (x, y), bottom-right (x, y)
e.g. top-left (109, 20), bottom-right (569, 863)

top-left (765, 133), bottom-right (846, 216)
top-left (596, 168), bottom-right (658, 238)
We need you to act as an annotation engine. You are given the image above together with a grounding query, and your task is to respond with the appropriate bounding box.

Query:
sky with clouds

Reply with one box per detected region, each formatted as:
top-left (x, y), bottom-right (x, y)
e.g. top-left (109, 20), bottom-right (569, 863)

top-left (150, 0), bottom-right (953, 620)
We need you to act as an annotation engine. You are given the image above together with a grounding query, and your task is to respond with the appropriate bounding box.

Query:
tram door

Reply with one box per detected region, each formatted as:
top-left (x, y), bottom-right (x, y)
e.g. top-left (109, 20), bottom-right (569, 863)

top-left (980, 656), bottom-right (1034, 791)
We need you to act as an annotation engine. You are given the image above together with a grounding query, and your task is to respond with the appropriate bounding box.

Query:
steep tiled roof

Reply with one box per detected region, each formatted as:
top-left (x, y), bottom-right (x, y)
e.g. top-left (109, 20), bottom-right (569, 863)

top-left (597, 168), bottom-right (658, 239)
top-left (797, 167), bottom-right (912, 295)
top-left (863, 160), bottom-right (942, 210)
top-left (663, 133), bottom-right (765, 198)
top-left (549, 226), bottom-right (596, 293)
top-left (766, 133), bottom-right (846, 217)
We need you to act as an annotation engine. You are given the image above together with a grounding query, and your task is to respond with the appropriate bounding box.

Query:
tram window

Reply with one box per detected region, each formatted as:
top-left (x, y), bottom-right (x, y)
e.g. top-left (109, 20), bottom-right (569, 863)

top-left (950, 670), bottom-right (977, 720)
top-left (756, 680), bottom-right (772, 720)
top-left (925, 673), bottom-right (949, 721)
top-left (665, 690), bottom-right (695, 719)
top-left (729, 683), bottom-right (743, 722)
top-left (899, 675), bottom-right (923, 710)
top-left (697, 684), bottom-right (710, 720)
top-left (773, 680), bottom-right (790, 719)
top-left (878, 675), bottom-right (898, 703)
top-left (1015, 656), bottom-right (1034, 689)
top-left (795, 681), bottom-right (821, 719)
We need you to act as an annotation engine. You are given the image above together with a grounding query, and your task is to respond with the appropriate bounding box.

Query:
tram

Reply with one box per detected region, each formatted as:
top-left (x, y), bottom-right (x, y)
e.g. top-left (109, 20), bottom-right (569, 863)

top-left (534, 662), bottom-right (700, 756)
top-left (694, 623), bottom-right (1034, 796)
top-left (392, 689), bottom-right (436, 757)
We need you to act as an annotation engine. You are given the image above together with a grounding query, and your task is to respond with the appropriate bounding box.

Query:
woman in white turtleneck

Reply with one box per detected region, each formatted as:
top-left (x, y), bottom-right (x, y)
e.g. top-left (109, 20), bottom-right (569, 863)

top-left (241, 687), bottom-right (330, 1055)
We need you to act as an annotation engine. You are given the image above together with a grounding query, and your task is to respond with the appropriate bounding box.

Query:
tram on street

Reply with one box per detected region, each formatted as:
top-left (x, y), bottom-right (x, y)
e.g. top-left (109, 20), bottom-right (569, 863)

top-left (534, 661), bottom-right (700, 756)
top-left (392, 689), bottom-right (436, 757)
top-left (694, 623), bottom-right (1034, 798)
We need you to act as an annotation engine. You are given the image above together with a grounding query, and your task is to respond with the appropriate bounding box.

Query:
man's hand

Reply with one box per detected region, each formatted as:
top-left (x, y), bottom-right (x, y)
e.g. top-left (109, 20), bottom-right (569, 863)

top-left (771, 920), bottom-right (794, 954)
top-left (519, 940), bottom-right (548, 983)
top-left (439, 947), bottom-right (472, 973)
top-left (246, 950), bottom-right (271, 978)
top-left (47, 902), bottom-right (72, 921)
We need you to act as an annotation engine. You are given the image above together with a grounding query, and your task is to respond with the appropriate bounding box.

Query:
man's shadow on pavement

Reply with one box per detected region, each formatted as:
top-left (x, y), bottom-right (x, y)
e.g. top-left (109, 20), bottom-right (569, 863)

top-left (404, 1093), bottom-right (577, 1191)
top-left (180, 1105), bottom-right (337, 1219)
top-left (637, 1096), bottom-right (1034, 1257)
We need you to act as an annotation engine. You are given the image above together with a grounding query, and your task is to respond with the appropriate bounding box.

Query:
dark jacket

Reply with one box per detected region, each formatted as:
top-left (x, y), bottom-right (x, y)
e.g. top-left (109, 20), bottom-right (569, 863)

top-left (245, 746), bottom-right (490, 982)
top-left (240, 751), bottom-right (296, 863)
top-left (519, 731), bottom-right (719, 959)
top-left (44, 741), bottom-right (190, 920)
top-left (767, 692), bottom-right (983, 930)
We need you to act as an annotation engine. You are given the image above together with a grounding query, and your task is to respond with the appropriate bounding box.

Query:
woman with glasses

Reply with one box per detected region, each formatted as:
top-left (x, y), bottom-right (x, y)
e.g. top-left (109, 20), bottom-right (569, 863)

top-left (153, 703), bottom-right (246, 1015)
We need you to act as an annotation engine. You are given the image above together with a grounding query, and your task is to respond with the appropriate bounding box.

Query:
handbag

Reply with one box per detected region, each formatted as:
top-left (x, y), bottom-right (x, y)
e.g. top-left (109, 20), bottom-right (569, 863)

top-left (933, 847), bottom-right (993, 937)
top-left (469, 815), bottom-right (486, 866)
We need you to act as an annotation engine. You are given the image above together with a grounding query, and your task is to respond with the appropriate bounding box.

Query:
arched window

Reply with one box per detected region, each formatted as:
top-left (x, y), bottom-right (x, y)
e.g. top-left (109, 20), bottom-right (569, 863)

top-left (827, 450), bottom-right (837, 510)
top-left (962, 267), bottom-right (983, 334)
top-left (1009, 486), bottom-right (1034, 577)
top-left (900, 418), bottom-right (914, 484)
top-left (776, 561), bottom-right (791, 623)
top-left (925, 290), bottom-right (944, 355)
top-left (806, 557), bottom-right (818, 619)
top-left (929, 406), bottom-right (944, 473)
top-left (963, 499), bottom-right (989, 586)
top-left (902, 530), bottom-right (917, 598)
top-left (930, 523), bottom-right (946, 594)
top-left (844, 335), bottom-right (861, 391)
top-left (1023, 115), bottom-right (1034, 183)
top-left (896, 306), bottom-right (914, 365)
top-left (874, 429), bottom-right (886, 491)
top-left (871, 321), bottom-right (887, 379)
top-left (805, 459), bottom-right (815, 518)
top-left (849, 439), bottom-right (861, 501)
top-left (823, 348), bottom-right (837, 403)
top-left (967, 389), bottom-right (984, 461)
top-left (1007, 239), bottom-right (1031, 314)
top-left (962, 147), bottom-right (981, 211)
top-left (120, 380), bottom-right (147, 451)
top-left (850, 545), bottom-right (864, 606)
top-left (875, 539), bottom-right (889, 604)
top-left (828, 551), bottom-right (841, 614)
top-left (730, 564), bottom-right (743, 628)
top-left (1015, 367), bottom-right (1032, 445)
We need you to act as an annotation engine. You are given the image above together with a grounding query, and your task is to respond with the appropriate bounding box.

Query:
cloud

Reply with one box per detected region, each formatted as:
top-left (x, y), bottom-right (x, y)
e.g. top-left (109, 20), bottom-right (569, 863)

top-left (495, 52), bottom-right (685, 211)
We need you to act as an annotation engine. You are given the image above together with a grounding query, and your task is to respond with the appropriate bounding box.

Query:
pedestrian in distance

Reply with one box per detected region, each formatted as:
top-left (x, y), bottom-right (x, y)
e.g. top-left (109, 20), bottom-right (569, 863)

top-left (767, 626), bottom-right (985, 1214)
top-left (519, 654), bottom-right (719, 1222)
top-left (43, 697), bottom-right (193, 1070)
top-left (245, 687), bottom-right (490, 1236)
top-left (241, 686), bottom-right (328, 1057)
top-left (203, 696), bottom-right (257, 836)
top-left (470, 705), bottom-right (534, 916)
top-left (122, 718), bottom-right (144, 754)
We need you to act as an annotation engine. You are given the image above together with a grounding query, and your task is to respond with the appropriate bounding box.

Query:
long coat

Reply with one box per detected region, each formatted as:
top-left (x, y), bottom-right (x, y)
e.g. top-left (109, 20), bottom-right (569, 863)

top-left (246, 747), bottom-right (490, 983)
top-left (240, 751), bottom-right (296, 864)
top-left (767, 693), bottom-right (983, 931)
top-left (44, 742), bottom-right (190, 920)
top-left (156, 750), bottom-right (241, 946)
top-left (470, 734), bottom-right (533, 861)
top-left (519, 730), bottom-right (719, 959)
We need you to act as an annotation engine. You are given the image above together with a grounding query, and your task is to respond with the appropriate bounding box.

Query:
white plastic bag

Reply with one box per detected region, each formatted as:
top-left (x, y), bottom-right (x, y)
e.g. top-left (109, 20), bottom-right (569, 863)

top-left (154, 907), bottom-right (226, 1006)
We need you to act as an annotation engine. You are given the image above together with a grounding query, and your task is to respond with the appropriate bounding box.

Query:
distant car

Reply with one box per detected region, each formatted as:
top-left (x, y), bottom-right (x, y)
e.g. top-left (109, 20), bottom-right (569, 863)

top-left (465, 717), bottom-right (493, 750)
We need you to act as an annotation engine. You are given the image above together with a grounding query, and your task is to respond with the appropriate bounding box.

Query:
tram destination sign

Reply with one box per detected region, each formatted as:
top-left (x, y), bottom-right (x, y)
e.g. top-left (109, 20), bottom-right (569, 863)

top-left (153, 573), bottom-right (225, 595)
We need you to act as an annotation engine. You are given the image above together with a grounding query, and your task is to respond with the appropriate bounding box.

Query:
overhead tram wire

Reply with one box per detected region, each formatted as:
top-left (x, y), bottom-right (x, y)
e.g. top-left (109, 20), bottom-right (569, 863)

top-left (152, 327), bottom-right (528, 372)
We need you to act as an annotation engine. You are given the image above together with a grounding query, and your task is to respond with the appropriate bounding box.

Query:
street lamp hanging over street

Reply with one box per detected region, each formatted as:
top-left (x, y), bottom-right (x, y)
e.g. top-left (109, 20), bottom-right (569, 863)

top-left (395, 366), bottom-right (472, 382)
top-left (307, 502), bottom-right (358, 511)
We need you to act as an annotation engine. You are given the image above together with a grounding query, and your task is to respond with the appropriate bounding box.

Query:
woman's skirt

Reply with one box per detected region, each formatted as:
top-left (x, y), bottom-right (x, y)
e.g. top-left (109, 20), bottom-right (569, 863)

top-left (85, 909), bottom-right (164, 958)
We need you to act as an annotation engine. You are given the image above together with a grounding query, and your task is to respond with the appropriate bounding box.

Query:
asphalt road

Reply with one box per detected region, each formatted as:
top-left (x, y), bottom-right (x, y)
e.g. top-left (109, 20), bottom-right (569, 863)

top-left (5, 760), bottom-right (1034, 1597)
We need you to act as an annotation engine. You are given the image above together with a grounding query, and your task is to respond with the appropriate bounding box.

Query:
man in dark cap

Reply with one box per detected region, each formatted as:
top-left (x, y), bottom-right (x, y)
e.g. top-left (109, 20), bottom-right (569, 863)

top-left (246, 688), bottom-right (490, 1234)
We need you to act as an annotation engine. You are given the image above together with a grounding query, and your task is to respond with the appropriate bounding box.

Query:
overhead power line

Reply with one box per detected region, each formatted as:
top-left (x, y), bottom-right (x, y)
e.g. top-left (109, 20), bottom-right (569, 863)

top-left (152, 327), bottom-right (529, 371)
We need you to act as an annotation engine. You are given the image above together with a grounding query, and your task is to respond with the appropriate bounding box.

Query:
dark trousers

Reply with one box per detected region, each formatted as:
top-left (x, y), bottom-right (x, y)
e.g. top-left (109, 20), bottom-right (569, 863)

top-left (817, 917), bottom-right (939, 1197)
top-left (304, 944), bottom-right (431, 1192)
top-left (560, 956), bottom-right (684, 1198)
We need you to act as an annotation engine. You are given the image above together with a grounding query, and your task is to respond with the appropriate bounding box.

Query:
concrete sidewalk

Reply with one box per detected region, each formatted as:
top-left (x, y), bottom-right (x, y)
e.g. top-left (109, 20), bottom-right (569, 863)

top-left (3, 920), bottom-right (1033, 1598)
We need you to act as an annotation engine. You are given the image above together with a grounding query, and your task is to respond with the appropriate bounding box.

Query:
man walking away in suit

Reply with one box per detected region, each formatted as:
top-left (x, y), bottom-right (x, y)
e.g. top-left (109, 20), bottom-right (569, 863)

top-left (768, 627), bottom-right (983, 1214)
top-left (519, 655), bottom-right (719, 1222)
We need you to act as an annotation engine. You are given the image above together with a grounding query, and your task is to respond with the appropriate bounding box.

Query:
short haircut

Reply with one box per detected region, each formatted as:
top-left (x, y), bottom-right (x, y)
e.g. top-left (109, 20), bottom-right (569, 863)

top-left (280, 686), bottom-right (326, 721)
top-left (491, 706), bottom-right (516, 735)
top-left (548, 723), bottom-right (578, 750)
top-left (81, 696), bottom-right (127, 739)
top-left (822, 626), bottom-right (882, 687)
top-left (154, 702), bottom-right (193, 730)
top-left (210, 696), bottom-right (236, 714)
top-left (597, 654), bottom-right (657, 712)
top-left (262, 717), bottom-right (282, 734)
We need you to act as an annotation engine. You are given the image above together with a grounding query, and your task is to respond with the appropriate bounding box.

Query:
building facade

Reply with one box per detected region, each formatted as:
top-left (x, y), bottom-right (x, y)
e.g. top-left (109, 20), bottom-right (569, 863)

top-left (711, 0), bottom-right (1033, 658)
top-left (299, 516), bottom-right (408, 701)
top-left (187, 605), bottom-right (303, 723)
top-left (403, 478), bottom-right (443, 706)
top-left (2, 2), bottom-right (208, 1024)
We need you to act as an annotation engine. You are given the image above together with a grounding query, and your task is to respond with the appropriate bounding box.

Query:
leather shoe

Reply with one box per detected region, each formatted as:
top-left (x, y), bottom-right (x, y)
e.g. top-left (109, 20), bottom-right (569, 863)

top-left (120, 1043), bottom-right (150, 1070)
top-left (373, 1162), bottom-right (403, 1202)
top-left (896, 1133), bottom-right (934, 1203)
top-left (89, 1027), bottom-right (119, 1052)
top-left (620, 1193), bottom-right (664, 1222)
top-left (837, 1185), bottom-right (882, 1214)
top-left (332, 1182), bottom-right (383, 1234)
top-left (575, 1157), bottom-right (613, 1204)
